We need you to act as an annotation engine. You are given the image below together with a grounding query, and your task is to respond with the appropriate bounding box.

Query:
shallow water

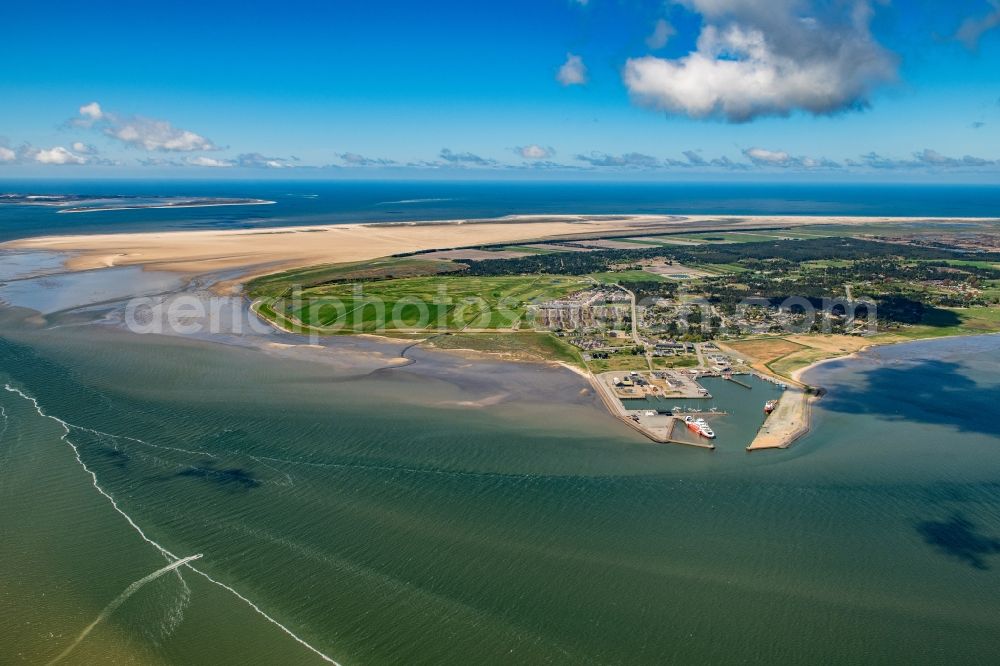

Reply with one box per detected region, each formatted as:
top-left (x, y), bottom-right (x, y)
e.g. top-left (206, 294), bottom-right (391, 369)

top-left (0, 265), bottom-right (185, 314)
top-left (2, 293), bottom-right (1000, 664)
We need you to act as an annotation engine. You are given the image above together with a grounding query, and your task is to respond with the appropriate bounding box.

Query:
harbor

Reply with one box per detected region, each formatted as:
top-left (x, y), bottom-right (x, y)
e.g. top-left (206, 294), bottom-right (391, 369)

top-left (593, 370), bottom-right (788, 451)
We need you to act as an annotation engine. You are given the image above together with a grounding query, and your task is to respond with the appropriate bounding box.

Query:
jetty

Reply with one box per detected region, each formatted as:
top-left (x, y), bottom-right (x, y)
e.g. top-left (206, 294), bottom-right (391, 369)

top-left (590, 371), bottom-right (717, 450)
top-left (747, 387), bottom-right (810, 451)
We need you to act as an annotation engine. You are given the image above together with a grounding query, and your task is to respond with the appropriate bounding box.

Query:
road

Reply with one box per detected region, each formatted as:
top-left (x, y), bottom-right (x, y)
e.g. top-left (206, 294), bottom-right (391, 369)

top-left (614, 284), bottom-right (654, 371)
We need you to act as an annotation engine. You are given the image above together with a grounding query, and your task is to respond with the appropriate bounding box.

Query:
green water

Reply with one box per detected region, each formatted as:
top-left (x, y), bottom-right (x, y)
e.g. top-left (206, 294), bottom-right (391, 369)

top-left (2, 305), bottom-right (1000, 664)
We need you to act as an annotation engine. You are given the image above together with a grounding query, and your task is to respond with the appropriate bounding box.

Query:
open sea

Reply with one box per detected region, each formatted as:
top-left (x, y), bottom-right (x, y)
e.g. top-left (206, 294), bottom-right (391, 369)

top-left (1, 180), bottom-right (1000, 241)
top-left (1, 181), bottom-right (1000, 664)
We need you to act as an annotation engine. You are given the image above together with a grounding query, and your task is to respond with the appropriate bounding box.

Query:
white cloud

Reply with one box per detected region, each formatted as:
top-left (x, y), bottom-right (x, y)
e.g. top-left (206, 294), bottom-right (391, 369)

top-left (516, 144), bottom-right (555, 159)
top-left (0, 146), bottom-right (15, 163)
top-left (236, 153), bottom-right (299, 168)
top-left (185, 156), bottom-right (233, 168)
top-left (623, 1), bottom-right (897, 122)
top-left (71, 141), bottom-right (97, 154)
top-left (70, 102), bottom-right (218, 152)
top-left (744, 147), bottom-right (792, 166)
top-left (34, 146), bottom-right (88, 165)
top-left (79, 101), bottom-right (104, 122)
top-left (575, 151), bottom-right (660, 168)
top-left (109, 118), bottom-right (216, 152)
top-left (743, 146), bottom-right (840, 168)
top-left (646, 18), bottom-right (676, 50)
top-left (557, 53), bottom-right (588, 86)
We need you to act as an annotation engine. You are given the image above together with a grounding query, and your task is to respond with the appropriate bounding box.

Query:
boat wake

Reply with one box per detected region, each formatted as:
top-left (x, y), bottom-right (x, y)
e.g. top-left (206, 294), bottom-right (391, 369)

top-left (46, 554), bottom-right (204, 665)
top-left (3, 383), bottom-right (341, 666)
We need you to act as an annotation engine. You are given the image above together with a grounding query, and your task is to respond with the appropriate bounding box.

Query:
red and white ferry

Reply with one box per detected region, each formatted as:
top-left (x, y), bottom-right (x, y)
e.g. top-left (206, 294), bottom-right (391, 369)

top-left (684, 416), bottom-right (716, 439)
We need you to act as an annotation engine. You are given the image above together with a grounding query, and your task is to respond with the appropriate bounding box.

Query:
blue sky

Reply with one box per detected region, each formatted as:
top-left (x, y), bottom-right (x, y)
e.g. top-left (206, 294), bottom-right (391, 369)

top-left (1, 0), bottom-right (999, 180)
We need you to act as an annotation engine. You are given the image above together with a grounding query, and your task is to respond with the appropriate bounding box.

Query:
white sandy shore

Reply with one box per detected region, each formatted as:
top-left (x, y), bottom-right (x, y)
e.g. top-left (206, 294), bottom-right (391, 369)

top-left (56, 200), bottom-right (276, 214)
top-left (7, 213), bottom-right (996, 282)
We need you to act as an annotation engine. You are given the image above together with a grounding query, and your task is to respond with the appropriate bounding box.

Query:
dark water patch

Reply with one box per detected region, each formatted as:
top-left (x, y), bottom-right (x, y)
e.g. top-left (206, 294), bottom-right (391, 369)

top-left (176, 461), bottom-right (261, 490)
top-left (819, 357), bottom-right (999, 438)
top-left (916, 514), bottom-right (1000, 570)
top-left (91, 445), bottom-right (130, 470)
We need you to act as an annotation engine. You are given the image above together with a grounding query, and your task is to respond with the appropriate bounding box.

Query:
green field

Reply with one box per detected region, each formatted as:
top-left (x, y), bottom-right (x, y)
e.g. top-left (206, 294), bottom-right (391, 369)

top-left (588, 270), bottom-right (668, 284)
top-left (873, 306), bottom-right (1000, 341)
top-left (270, 274), bottom-right (590, 332)
top-left (429, 331), bottom-right (583, 366)
top-left (247, 257), bottom-right (460, 298)
top-left (499, 245), bottom-right (558, 255)
top-left (652, 355), bottom-right (699, 369)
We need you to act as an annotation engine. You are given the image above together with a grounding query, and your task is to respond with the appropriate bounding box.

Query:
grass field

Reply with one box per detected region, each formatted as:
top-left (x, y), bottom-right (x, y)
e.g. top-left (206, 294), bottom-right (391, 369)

top-left (499, 245), bottom-right (558, 255)
top-left (588, 270), bottom-right (669, 284)
top-left (429, 332), bottom-right (583, 366)
top-left (871, 306), bottom-right (1000, 341)
top-left (587, 355), bottom-right (651, 373)
top-left (247, 257), bottom-right (461, 298)
top-left (273, 274), bottom-right (591, 332)
top-left (652, 355), bottom-right (698, 369)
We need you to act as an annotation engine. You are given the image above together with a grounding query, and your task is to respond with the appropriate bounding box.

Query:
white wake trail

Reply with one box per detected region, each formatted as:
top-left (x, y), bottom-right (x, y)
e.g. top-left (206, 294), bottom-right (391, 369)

top-left (46, 554), bottom-right (204, 665)
top-left (4, 384), bottom-right (341, 666)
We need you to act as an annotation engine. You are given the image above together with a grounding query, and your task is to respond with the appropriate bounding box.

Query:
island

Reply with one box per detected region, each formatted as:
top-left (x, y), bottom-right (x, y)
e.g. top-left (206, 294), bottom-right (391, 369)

top-left (0, 192), bottom-right (275, 213)
top-left (9, 213), bottom-right (1000, 450)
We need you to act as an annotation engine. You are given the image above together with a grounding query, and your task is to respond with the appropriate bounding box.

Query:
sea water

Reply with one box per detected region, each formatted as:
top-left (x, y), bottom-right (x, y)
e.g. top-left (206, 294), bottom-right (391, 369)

top-left (1, 302), bottom-right (998, 664)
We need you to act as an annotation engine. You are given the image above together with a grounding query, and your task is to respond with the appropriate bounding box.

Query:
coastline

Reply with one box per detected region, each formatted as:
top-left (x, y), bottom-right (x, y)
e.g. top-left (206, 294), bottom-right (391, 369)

top-left (751, 330), bottom-right (1000, 450)
top-left (7, 213), bottom-right (999, 278)
top-left (55, 199), bottom-right (276, 214)
top-left (5, 212), bottom-right (999, 452)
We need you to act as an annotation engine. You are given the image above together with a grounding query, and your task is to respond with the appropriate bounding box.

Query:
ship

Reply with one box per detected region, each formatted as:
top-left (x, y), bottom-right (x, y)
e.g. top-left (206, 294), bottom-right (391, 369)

top-left (684, 415), bottom-right (716, 439)
top-left (764, 400), bottom-right (778, 415)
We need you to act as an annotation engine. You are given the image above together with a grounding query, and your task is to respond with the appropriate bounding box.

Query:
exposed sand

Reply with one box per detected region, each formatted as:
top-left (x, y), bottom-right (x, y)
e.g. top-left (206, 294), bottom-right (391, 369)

top-left (10, 214), bottom-right (994, 286)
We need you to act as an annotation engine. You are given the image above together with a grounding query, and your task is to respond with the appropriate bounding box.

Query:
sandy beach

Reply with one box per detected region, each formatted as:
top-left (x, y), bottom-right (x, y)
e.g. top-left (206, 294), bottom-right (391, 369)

top-left (7, 213), bottom-right (995, 283)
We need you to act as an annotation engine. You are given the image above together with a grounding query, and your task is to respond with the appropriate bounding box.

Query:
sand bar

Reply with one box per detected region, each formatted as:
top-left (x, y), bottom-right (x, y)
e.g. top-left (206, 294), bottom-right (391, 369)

top-left (8, 214), bottom-right (997, 282)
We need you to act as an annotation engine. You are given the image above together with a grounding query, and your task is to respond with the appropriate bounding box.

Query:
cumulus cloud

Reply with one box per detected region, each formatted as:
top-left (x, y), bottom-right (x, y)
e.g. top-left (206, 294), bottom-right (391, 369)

top-left (743, 146), bottom-right (841, 168)
top-left (623, 0), bottom-right (897, 122)
top-left (439, 148), bottom-right (497, 166)
top-left (69, 101), bottom-right (218, 152)
top-left (71, 141), bottom-right (97, 154)
top-left (33, 146), bottom-right (89, 165)
top-left (557, 53), bottom-right (588, 86)
top-left (955, 0), bottom-right (1000, 50)
top-left (236, 153), bottom-right (299, 168)
top-left (575, 151), bottom-right (660, 168)
top-left (80, 101), bottom-right (103, 120)
top-left (0, 145), bottom-right (15, 163)
top-left (337, 152), bottom-right (397, 167)
top-left (516, 144), bottom-right (555, 159)
top-left (185, 156), bottom-right (233, 168)
top-left (646, 18), bottom-right (676, 49)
